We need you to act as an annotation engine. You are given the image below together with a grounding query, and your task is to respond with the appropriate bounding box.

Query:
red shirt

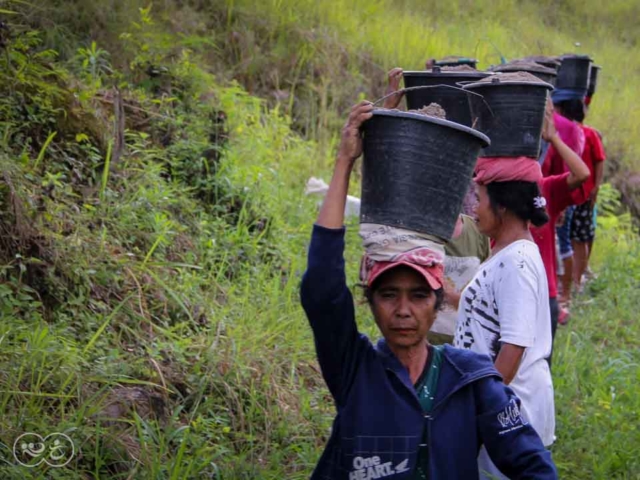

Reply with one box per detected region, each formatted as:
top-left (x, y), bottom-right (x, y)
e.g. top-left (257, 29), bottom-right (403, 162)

top-left (542, 113), bottom-right (585, 177)
top-left (531, 174), bottom-right (586, 298)
top-left (578, 125), bottom-right (606, 199)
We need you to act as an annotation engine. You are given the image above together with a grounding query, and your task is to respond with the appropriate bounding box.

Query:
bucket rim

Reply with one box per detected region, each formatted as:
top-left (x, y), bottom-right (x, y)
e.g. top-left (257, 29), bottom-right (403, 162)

top-left (463, 79), bottom-right (554, 90)
top-left (369, 109), bottom-right (490, 147)
top-left (560, 54), bottom-right (593, 62)
top-left (403, 70), bottom-right (492, 79)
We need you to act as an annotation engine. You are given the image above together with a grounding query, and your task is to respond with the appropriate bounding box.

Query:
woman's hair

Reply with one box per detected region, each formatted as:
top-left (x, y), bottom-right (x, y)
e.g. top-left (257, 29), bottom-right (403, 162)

top-left (553, 98), bottom-right (585, 123)
top-left (486, 181), bottom-right (549, 227)
top-left (363, 272), bottom-right (445, 311)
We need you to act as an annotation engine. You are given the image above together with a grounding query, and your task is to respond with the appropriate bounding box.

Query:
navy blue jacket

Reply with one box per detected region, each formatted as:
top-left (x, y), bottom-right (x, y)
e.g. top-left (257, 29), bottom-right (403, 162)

top-left (300, 225), bottom-right (558, 480)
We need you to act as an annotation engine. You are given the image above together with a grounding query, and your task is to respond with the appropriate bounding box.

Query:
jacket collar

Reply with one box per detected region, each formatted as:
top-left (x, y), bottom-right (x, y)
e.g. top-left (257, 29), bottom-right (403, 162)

top-left (433, 344), bottom-right (500, 411)
top-left (375, 338), bottom-right (415, 392)
top-left (375, 339), bottom-right (499, 410)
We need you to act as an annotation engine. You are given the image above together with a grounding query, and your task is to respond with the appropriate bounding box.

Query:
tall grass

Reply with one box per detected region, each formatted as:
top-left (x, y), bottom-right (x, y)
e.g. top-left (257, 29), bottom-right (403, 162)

top-left (552, 205), bottom-right (640, 478)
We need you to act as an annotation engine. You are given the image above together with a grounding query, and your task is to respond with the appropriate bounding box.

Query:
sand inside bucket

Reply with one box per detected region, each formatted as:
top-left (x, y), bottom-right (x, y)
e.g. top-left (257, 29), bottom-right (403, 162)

top-left (477, 71), bottom-right (543, 83)
top-left (491, 61), bottom-right (556, 75)
top-left (380, 102), bottom-right (448, 120)
top-left (410, 103), bottom-right (447, 119)
top-left (522, 55), bottom-right (561, 67)
top-left (438, 55), bottom-right (475, 62)
top-left (436, 65), bottom-right (477, 72)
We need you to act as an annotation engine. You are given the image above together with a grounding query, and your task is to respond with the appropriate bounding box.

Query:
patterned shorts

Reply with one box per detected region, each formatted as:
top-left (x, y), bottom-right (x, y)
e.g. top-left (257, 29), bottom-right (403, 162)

top-left (570, 201), bottom-right (595, 242)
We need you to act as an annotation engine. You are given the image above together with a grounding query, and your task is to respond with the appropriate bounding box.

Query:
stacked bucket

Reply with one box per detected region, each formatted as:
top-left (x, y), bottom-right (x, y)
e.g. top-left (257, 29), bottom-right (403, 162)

top-left (359, 54), bottom-right (600, 242)
top-left (361, 59), bottom-right (490, 241)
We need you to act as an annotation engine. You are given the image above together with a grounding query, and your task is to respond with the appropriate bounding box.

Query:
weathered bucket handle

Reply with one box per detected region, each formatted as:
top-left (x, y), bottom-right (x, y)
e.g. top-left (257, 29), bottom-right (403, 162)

top-left (372, 84), bottom-right (493, 128)
top-left (372, 84), bottom-right (485, 107)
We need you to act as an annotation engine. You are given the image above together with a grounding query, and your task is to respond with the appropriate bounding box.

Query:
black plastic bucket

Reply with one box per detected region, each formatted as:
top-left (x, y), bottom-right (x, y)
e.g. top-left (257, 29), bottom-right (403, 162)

top-left (361, 110), bottom-right (490, 240)
top-left (587, 64), bottom-right (601, 97)
top-left (464, 77), bottom-right (553, 158)
top-left (522, 55), bottom-right (560, 72)
top-left (528, 70), bottom-right (556, 86)
top-left (556, 55), bottom-right (592, 91)
top-left (489, 62), bottom-right (558, 87)
top-left (403, 69), bottom-right (491, 126)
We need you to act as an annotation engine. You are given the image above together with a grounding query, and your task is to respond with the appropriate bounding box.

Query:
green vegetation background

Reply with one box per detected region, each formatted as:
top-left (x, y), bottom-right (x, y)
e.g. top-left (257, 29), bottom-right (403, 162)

top-left (0, 0), bottom-right (638, 478)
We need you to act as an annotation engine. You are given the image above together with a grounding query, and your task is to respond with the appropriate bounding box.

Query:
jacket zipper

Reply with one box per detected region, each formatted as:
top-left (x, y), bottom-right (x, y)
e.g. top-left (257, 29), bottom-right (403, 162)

top-left (385, 363), bottom-right (500, 478)
top-left (423, 413), bottom-right (432, 480)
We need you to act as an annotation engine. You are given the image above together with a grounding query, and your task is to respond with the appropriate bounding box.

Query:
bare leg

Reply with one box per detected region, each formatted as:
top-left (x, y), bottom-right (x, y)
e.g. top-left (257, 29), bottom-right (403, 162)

top-left (559, 255), bottom-right (573, 305)
top-left (572, 240), bottom-right (590, 289)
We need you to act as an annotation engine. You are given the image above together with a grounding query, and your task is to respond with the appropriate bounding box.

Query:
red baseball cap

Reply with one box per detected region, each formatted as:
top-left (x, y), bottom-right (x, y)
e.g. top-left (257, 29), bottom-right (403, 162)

top-left (366, 260), bottom-right (444, 290)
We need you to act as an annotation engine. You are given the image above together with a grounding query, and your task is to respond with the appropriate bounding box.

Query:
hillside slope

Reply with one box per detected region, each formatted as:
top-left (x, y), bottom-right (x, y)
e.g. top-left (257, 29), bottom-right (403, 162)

top-left (18, 0), bottom-right (640, 216)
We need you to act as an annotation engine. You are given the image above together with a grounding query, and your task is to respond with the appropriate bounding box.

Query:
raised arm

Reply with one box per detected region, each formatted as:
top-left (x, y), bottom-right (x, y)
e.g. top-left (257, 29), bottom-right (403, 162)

top-left (542, 97), bottom-right (590, 190)
top-left (589, 128), bottom-right (606, 207)
top-left (317, 101), bottom-right (373, 227)
top-left (381, 68), bottom-right (404, 110)
top-left (300, 102), bottom-right (373, 406)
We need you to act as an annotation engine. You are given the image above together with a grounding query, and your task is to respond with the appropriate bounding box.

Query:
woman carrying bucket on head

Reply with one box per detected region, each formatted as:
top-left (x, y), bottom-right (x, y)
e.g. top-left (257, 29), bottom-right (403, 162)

top-left (457, 73), bottom-right (557, 479)
top-left (455, 155), bottom-right (556, 480)
top-left (382, 68), bottom-right (491, 346)
top-left (580, 79), bottom-right (607, 286)
top-left (544, 54), bottom-right (601, 321)
top-left (300, 101), bottom-right (557, 479)
top-left (532, 97), bottom-right (591, 356)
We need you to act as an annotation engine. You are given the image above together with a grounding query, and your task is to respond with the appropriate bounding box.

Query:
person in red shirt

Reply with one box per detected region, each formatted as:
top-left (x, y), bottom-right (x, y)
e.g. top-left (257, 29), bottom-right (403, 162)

top-left (546, 97), bottom-right (586, 321)
top-left (541, 111), bottom-right (585, 177)
top-left (572, 102), bottom-right (607, 288)
top-left (532, 99), bottom-right (590, 364)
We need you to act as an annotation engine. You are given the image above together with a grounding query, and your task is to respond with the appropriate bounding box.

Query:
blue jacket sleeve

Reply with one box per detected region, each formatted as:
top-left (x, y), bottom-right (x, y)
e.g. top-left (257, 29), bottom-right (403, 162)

top-left (300, 225), bottom-right (367, 407)
top-left (474, 377), bottom-right (558, 479)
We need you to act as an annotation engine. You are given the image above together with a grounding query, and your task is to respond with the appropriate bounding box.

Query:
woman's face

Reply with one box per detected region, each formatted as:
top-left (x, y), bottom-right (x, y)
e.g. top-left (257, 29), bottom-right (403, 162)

top-left (370, 266), bottom-right (438, 351)
top-left (475, 184), bottom-right (500, 237)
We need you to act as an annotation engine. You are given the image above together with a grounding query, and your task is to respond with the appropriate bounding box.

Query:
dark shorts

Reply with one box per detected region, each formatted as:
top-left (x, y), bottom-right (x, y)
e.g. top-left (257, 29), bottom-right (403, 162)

top-left (571, 201), bottom-right (595, 242)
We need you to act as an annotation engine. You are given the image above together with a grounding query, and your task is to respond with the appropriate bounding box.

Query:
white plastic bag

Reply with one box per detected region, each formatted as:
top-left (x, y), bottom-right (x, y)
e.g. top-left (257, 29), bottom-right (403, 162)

top-left (305, 177), bottom-right (361, 218)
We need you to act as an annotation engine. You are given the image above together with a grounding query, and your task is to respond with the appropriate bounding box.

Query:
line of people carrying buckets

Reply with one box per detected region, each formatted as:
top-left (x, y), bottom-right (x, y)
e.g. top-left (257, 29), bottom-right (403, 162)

top-left (301, 53), bottom-right (604, 479)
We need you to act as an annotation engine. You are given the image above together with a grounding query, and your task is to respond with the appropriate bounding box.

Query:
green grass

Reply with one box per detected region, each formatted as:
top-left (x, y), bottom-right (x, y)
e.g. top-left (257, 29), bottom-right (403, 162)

top-left (0, 1), bottom-right (638, 479)
top-left (552, 211), bottom-right (640, 478)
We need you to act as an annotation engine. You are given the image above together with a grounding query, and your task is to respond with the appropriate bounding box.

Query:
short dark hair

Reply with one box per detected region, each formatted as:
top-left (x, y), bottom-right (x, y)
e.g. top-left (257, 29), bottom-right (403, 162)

top-left (363, 267), bottom-right (445, 311)
top-left (553, 98), bottom-right (585, 123)
top-left (486, 181), bottom-right (549, 227)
